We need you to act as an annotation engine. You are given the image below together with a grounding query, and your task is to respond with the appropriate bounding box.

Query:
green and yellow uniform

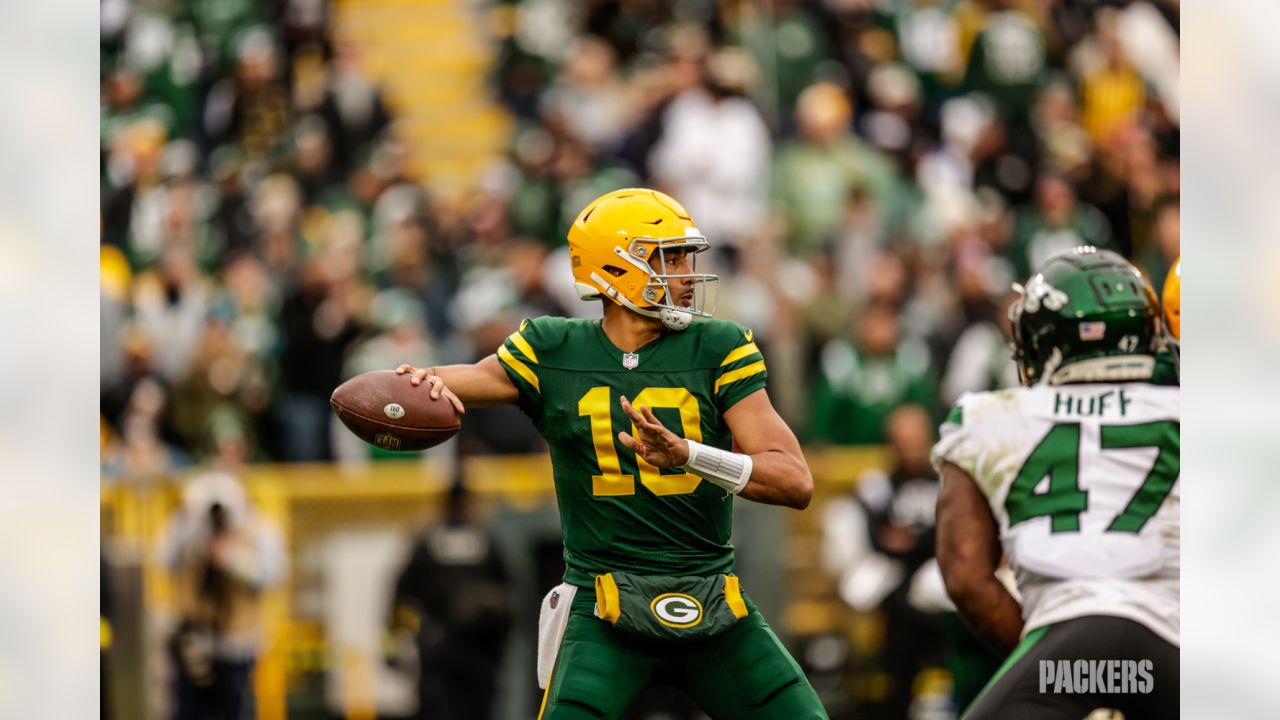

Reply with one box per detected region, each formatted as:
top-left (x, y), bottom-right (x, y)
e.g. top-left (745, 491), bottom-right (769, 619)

top-left (497, 316), bottom-right (827, 719)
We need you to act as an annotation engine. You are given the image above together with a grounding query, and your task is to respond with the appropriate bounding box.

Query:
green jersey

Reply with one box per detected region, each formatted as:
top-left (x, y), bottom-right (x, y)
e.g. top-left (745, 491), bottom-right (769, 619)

top-left (496, 316), bottom-right (768, 587)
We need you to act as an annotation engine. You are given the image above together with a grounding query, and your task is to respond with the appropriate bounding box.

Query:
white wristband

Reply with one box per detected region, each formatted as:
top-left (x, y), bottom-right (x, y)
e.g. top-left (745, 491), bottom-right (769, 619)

top-left (682, 440), bottom-right (752, 495)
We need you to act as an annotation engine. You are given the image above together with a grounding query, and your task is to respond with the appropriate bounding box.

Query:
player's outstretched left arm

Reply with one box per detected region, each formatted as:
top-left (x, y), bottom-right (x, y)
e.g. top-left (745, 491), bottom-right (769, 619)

top-left (936, 462), bottom-right (1023, 654)
top-left (618, 389), bottom-right (813, 509)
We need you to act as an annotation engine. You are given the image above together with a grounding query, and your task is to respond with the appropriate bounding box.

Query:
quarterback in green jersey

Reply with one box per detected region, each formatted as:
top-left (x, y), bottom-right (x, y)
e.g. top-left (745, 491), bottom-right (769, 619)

top-left (395, 189), bottom-right (827, 719)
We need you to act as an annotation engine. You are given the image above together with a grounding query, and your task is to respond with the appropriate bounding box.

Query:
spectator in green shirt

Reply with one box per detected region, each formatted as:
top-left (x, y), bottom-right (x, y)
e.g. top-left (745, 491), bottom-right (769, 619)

top-left (773, 82), bottom-right (907, 255)
top-left (811, 301), bottom-right (939, 445)
top-left (963, 1), bottom-right (1048, 126)
top-left (1007, 171), bottom-right (1112, 279)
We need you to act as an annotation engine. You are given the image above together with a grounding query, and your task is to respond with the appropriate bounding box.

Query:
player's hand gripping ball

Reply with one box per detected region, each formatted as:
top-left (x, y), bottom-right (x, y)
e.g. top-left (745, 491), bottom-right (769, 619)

top-left (330, 370), bottom-right (461, 451)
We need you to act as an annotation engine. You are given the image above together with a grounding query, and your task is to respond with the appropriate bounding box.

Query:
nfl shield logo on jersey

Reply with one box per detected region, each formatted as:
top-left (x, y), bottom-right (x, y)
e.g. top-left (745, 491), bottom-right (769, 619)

top-left (622, 352), bottom-right (639, 369)
top-left (549, 591), bottom-right (560, 609)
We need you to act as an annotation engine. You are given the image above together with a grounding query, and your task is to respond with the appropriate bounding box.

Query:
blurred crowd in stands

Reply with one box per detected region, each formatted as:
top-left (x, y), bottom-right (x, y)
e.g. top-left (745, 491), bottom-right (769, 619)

top-left (100, 0), bottom-right (1180, 474)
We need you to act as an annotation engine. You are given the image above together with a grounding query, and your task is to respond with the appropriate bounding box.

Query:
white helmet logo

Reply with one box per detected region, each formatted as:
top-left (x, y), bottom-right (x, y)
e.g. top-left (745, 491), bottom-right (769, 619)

top-left (1021, 275), bottom-right (1069, 312)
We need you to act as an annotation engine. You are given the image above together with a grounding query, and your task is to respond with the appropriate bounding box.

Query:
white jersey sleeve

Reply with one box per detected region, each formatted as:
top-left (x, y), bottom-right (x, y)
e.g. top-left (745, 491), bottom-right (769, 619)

top-left (932, 383), bottom-right (1180, 645)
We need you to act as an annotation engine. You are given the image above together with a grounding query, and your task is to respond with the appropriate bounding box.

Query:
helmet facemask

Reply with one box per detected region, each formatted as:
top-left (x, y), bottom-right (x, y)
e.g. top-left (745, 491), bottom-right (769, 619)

top-left (1008, 295), bottom-right (1033, 386)
top-left (581, 233), bottom-right (719, 330)
top-left (629, 235), bottom-right (718, 330)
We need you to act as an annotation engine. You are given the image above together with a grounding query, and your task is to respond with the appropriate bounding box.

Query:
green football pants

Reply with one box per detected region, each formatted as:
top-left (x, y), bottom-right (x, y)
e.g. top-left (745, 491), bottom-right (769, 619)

top-left (538, 591), bottom-right (828, 719)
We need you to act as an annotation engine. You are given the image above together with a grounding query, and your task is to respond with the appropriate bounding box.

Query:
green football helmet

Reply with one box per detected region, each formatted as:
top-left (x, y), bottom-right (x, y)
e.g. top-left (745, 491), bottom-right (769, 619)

top-left (1009, 246), bottom-right (1161, 386)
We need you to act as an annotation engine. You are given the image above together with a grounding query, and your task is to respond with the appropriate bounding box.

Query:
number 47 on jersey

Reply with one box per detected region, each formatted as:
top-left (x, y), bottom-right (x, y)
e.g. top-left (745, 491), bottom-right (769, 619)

top-left (1006, 421), bottom-right (1179, 534)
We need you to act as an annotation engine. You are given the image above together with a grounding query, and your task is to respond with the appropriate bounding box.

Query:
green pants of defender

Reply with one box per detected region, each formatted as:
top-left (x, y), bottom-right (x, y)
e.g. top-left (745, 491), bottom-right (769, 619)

top-left (539, 593), bottom-right (828, 719)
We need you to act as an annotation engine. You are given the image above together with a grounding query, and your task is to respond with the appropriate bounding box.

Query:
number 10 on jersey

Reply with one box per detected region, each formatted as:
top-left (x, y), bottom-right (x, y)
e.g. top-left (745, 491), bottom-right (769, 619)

top-left (579, 386), bottom-right (703, 497)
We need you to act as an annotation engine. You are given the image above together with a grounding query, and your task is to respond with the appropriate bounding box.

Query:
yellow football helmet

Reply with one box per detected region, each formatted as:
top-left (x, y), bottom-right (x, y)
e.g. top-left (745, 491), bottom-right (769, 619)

top-left (1162, 257), bottom-right (1180, 340)
top-left (568, 188), bottom-right (718, 330)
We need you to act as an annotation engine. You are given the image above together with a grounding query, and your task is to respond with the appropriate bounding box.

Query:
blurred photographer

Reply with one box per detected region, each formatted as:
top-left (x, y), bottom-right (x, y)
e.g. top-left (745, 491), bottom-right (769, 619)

top-left (822, 405), bottom-right (947, 719)
top-left (387, 481), bottom-right (512, 720)
top-left (160, 472), bottom-right (285, 720)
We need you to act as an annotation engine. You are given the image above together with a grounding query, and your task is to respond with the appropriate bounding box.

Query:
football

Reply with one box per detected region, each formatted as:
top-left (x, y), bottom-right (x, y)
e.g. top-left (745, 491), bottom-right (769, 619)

top-left (330, 370), bottom-right (460, 452)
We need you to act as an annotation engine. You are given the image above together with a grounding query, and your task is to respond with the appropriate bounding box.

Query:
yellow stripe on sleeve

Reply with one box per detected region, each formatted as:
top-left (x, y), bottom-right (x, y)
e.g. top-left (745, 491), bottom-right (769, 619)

top-left (719, 341), bottom-right (761, 367)
top-left (714, 360), bottom-right (766, 393)
top-left (507, 331), bottom-right (539, 364)
top-left (498, 345), bottom-right (540, 393)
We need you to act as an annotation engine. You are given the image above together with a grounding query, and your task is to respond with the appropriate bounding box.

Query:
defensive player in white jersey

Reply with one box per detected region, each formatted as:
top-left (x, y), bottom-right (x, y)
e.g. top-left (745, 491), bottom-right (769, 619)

top-left (932, 247), bottom-right (1179, 718)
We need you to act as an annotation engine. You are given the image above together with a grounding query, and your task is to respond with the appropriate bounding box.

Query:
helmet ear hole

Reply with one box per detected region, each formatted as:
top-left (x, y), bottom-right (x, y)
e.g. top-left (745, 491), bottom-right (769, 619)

top-left (602, 265), bottom-right (628, 278)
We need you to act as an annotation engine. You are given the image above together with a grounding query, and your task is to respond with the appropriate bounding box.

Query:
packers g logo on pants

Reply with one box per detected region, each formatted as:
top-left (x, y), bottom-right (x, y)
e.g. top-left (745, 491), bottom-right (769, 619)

top-left (650, 593), bottom-right (703, 628)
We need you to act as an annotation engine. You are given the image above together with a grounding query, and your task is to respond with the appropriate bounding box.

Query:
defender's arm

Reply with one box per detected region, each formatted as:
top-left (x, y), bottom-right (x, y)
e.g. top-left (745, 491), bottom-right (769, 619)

top-left (396, 355), bottom-right (520, 411)
top-left (936, 462), bottom-right (1023, 654)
